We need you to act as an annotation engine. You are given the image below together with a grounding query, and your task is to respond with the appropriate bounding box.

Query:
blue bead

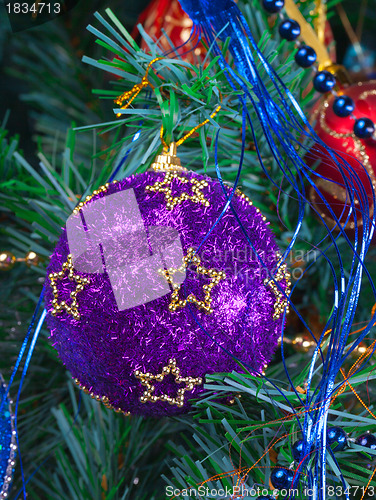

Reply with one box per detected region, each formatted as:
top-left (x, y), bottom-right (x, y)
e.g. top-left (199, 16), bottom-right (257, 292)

top-left (262, 0), bottom-right (285, 13)
top-left (357, 433), bottom-right (376, 449)
top-left (327, 427), bottom-right (347, 451)
top-left (356, 433), bottom-right (376, 458)
top-left (354, 118), bottom-right (375, 139)
top-left (270, 467), bottom-right (295, 489)
top-left (313, 71), bottom-right (336, 93)
top-left (333, 95), bottom-right (355, 117)
top-left (295, 46), bottom-right (317, 68)
top-left (292, 439), bottom-right (304, 462)
top-left (279, 19), bottom-right (301, 41)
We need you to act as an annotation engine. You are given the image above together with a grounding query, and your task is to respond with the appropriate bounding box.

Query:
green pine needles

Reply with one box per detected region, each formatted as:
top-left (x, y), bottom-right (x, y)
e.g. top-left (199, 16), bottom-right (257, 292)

top-left (1, 1), bottom-right (376, 499)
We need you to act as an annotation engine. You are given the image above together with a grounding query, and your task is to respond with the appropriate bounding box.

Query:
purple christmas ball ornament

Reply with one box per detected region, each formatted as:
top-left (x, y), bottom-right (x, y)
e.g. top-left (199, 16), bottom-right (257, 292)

top-left (44, 169), bottom-right (290, 416)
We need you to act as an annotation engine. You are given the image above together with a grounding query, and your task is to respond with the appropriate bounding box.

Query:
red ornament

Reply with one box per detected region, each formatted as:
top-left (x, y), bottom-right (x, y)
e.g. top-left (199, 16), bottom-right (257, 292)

top-left (306, 81), bottom-right (376, 232)
top-left (135, 0), bottom-right (204, 63)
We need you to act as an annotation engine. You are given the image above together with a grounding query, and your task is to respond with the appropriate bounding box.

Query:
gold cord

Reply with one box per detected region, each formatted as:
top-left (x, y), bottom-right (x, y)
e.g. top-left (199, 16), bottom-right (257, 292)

top-left (114, 57), bottom-right (163, 117)
top-left (114, 57), bottom-right (221, 151)
top-left (159, 104), bottom-right (222, 151)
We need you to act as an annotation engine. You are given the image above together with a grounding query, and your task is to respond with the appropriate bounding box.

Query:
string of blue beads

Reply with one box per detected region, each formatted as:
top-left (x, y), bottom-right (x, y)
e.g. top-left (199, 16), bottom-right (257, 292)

top-left (271, 427), bottom-right (376, 491)
top-left (256, 429), bottom-right (376, 494)
top-left (291, 428), bottom-right (376, 464)
top-left (261, 0), bottom-right (376, 140)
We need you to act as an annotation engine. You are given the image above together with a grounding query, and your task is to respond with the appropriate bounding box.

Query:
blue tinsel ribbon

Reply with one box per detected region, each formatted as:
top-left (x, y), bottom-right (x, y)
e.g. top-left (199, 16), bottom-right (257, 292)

top-left (177, 1), bottom-right (376, 499)
top-left (1, 123), bottom-right (142, 498)
top-left (0, 375), bottom-right (15, 498)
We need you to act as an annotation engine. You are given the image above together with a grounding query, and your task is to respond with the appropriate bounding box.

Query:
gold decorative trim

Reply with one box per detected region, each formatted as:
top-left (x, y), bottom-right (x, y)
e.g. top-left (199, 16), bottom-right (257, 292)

top-left (264, 255), bottom-right (291, 320)
top-left (134, 358), bottom-right (202, 408)
top-left (359, 89), bottom-right (376, 100)
top-left (146, 171), bottom-right (209, 210)
top-left (73, 378), bottom-right (130, 416)
top-left (234, 187), bottom-right (268, 221)
top-left (312, 87), bottom-right (376, 230)
top-left (49, 254), bottom-right (90, 320)
top-left (159, 247), bottom-right (226, 314)
top-left (227, 186), bottom-right (288, 321)
top-left (319, 98), bottom-right (375, 189)
top-left (73, 181), bottom-right (118, 215)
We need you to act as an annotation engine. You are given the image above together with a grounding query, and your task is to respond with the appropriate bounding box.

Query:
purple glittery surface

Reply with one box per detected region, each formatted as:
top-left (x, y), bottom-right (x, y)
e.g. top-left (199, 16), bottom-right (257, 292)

top-left (45, 171), bottom-right (285, 416)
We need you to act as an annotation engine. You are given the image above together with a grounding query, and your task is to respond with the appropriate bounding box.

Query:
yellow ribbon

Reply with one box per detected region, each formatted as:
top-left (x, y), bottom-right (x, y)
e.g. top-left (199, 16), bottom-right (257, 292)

top-left (284, 0), bottom-right (332, 69)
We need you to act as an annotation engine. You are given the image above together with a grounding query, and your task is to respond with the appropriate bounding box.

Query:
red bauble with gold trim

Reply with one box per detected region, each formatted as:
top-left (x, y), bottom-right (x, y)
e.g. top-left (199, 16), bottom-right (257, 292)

top-left (306, 81), bottom-right (376, 232)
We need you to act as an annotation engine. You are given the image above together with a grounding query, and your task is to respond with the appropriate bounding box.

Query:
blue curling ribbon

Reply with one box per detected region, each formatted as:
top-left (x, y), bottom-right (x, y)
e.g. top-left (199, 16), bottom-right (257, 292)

top-left (14, 309), bottom-right (47, 499)
top-left (0, 375), bottom-right (16, 499)
top-left (177, 1), bottom-right (376, 498)
top-left (3, 115), bottom-right (142, 496)
top-left (0, 289), bottom-right (46, 499)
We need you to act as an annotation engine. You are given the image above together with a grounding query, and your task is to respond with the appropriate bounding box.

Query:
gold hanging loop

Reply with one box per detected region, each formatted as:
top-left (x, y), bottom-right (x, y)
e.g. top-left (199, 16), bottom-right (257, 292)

top-left (114, 57), bottom-right (163, 117)
top-left (114, 57), bottom-right (222, 171)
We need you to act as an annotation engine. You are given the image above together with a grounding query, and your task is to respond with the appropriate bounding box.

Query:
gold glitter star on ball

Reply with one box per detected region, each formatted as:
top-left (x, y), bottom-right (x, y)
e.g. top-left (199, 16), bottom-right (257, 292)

top-left (49, 254), bottom-right (90, 320)
top-left (134, 359), bottom-right (202, 408)
top-left (264, 254), bottom-right (291, 320)
top-left (145, 171), bottom-right (210, 210)
top-left (159, 248), bottom-right (226, 314)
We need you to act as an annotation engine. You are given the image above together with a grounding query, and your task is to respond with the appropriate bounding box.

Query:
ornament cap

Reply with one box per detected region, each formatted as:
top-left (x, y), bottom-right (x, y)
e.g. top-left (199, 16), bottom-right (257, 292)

top-left (150, 142), bottom-right (187, 172)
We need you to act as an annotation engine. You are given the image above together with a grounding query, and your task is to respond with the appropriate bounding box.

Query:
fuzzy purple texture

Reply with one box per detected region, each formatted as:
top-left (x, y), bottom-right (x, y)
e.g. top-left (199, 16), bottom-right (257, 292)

top-left (44, 170), bottom-right (284, 416)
